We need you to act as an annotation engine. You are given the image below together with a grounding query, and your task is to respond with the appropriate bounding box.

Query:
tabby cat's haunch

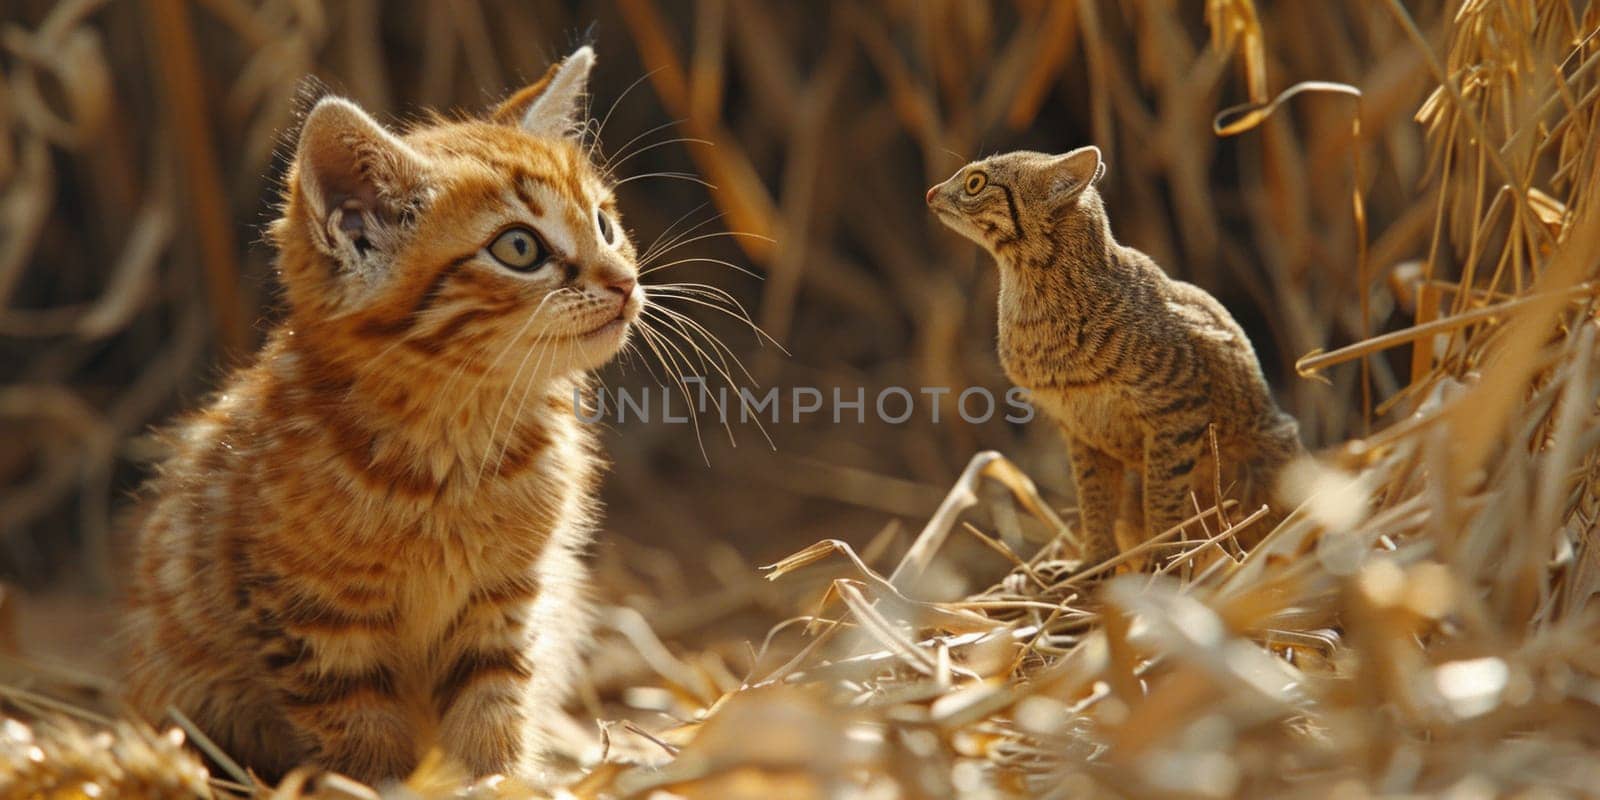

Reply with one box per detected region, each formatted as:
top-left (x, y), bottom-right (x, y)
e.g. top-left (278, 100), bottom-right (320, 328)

top-left (123, 47), bottom-right (637, 783)
top-left (927, 147), bottom-right (1304, 564)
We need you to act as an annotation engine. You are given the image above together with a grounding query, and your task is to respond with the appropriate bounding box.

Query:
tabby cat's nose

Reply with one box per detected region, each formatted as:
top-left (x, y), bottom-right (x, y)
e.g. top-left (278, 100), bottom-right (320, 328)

top-left (925, 185), bottom-right (939, 204)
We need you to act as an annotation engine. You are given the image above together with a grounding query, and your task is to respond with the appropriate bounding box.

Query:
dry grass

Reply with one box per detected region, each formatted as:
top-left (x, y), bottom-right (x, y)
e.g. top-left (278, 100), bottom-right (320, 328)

top-left (4, 0), bottom-right (1600, 797)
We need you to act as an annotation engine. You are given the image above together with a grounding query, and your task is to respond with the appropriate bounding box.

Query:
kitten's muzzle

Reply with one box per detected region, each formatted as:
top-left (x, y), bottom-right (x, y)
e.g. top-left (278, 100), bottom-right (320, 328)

top-left (609, 279), bottom-right (641, 322)
top-left (592, 265), bottom-right (640, 321)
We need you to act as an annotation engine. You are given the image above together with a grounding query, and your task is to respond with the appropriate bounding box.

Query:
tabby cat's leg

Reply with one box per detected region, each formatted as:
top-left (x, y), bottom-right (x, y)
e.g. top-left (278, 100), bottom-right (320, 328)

top-left (1068, 436), bottom-right (1124, 564)
top-left (1140, 412), bottom-right (1211, 542)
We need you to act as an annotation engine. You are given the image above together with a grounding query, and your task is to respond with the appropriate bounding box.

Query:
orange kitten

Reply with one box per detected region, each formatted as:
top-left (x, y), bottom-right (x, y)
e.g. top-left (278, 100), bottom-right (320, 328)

top-left (123, 46), bottom-right (639, 783)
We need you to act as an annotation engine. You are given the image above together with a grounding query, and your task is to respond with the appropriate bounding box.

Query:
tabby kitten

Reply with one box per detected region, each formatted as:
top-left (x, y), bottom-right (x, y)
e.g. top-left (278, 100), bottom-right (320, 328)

top-left (927, 147), bottom-right (1303, 563)
top-left (123, 47), bottom-right (637, 783)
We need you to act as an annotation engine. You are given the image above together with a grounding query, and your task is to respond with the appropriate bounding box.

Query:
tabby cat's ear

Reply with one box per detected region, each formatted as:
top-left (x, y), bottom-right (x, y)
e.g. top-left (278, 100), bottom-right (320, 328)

top-left (1048, 146), bottom-right (1105, 204)
top-left (492, 46), bottom-right (595, 139)
top-left (293, 97), bottom-right (429, 273)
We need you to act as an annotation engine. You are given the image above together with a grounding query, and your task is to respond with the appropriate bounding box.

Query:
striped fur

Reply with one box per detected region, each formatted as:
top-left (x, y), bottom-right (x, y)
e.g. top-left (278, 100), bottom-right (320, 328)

top-left (123, 47), bottom-right (636, 783)
top-left (928, 147), bottom-right (1304, 563)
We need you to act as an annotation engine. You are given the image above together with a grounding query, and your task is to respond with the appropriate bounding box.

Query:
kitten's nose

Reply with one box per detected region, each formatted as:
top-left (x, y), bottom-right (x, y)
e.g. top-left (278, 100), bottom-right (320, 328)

top-left (604, 276), bottom-right (637, 298)
top-left (925, 185), bottom-right (939, 205)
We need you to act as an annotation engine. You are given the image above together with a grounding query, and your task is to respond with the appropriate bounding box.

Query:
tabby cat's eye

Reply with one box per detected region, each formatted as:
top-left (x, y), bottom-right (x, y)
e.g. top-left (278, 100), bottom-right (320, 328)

top-left (489, 227), bottom-right (549, 271)
top-left (965, 172), bottom-right (988, 195)
top-left (597, 209), bottom-right (615, 245)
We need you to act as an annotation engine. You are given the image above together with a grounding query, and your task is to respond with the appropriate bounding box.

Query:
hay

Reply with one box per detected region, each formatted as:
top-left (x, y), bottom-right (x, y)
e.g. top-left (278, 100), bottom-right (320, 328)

top-left (4, 0), bottom-right (1600, 797)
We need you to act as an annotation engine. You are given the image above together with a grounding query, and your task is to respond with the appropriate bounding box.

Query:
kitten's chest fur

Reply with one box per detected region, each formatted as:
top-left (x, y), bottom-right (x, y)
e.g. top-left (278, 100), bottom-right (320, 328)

top-left (125, 335), bottom-right (599, 775)
top-left (244, 345), bottom-right (595, 621)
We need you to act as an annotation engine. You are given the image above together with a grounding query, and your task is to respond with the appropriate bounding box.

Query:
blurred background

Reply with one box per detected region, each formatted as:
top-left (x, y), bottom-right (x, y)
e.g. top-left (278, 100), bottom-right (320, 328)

top-left (2, 0), bottom-right (1441, 670)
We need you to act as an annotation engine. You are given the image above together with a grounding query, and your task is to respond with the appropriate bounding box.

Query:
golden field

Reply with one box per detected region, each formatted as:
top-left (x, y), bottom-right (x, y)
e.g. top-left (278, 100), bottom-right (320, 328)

top-left (3, 1), bottom-right (1600, 797)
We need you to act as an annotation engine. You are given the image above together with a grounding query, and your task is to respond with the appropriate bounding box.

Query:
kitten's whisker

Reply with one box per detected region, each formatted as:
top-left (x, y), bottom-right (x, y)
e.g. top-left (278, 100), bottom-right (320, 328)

top-left (498, 335), bottom-right (574, 480)
top-left (644, 303), bottom-right (761, 390)
top-left (590, 356), bottom-right (615, 394)
top-left (436, 347), bottom-right (481, 408)
top-left (475, 328), bottom-right (553, 488)
top-left (646, 304), bottom-right (729, 382)
top-left (483, 329), bottom-right (557, 486)
top-left (650, 308), bottom-right (777, 451)
top-left (593, 67), bottom-right (666, 159)
top-left (615, 337), bottom-right (663, 388)
top-left (601, 118), bottom-right (684, 173)
top-left (633, 320), bottom-right (710, 464)
top-left (641, 306), bottom-right (732, 391)
top-left (440, 296), bottom-right (546, 406)
top-left (345, 293), bottom-right (463, 401)
top-left (640, 208), bottom-right (724, 266)
top-left (612, 172), bottom-right (716, 190)
top-left (625, 341), bottom-right (651, 374)
top-left (640, 280), bottom-right (742, 305)
top-left (604, 136), bottom-right (713, 175)
top-left (639, 305), bottom-right (772, 450)
top-left (580, 116), bottom-right (605, 161)
top-left (642, 285), bottom-right (747, 314)
top-left (639, 255), bottom-right (763, 281)
top-left (495, 324), bottom-right (581, 479)
top-left (644, 286), bottom-right (788, 353)
top-left (643, 295), bottom-right (769, 378)
top-left (576, 347), bottom-right (618, 425)
top-left (644, 285), bottom-right (762, 326)
top-left (636, 316), bottom-right (734, 452)
top-left (638, 233), bottom-right (775, 271)
top-left (640, 307), bottom-right (719, 390)
top-left (474, 295), bottom-right (568, 487)
top-left (459, 292), bottom-right (559, 407)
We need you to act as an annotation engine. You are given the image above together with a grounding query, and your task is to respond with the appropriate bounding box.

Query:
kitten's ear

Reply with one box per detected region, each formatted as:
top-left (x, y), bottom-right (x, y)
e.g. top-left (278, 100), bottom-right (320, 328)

top-left (491, 46), bottom-right (595, 138)
top-left (293, 96), bottom-right (429, 271)
top-left (1049, 146), bottom-right (1105, 203)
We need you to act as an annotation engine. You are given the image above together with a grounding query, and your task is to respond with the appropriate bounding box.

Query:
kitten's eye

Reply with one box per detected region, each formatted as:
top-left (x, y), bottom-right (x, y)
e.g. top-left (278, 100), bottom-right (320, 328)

top-left (597, 209), bottom-right (615, 245)
top-left (488, 227), bottom-right (549, 271)
top-left (965, 172), bottom-right (988, 195)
